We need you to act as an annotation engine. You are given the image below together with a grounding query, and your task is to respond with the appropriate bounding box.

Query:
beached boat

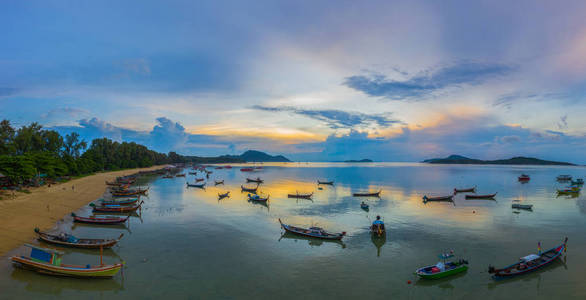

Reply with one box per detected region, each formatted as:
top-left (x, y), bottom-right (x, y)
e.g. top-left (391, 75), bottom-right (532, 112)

top-left (518, 174), bottom-right (530, 182)
top-left (71, 213), bottom-right (129, 225)
top-left (488, 238), bottom-right (567, 278)
top-left (423, 195), bottom-right (454, 202)
top-left (34, 228), bottom-right (123, 249)
top-left (246, 177), bottom-right (263, 183)
top-left (11, 244), bottom-right (123, 278)
top-left (288, 192), bottom-right (313, 199)
top-left (465, 193), bottom-right (497, 199)
top-left (353, 190), bottom-right (381, 197)
top-left (247, 193), bottom-right (269, 202)
top-left (186, 182), bottom-right (206, 188)
top-left (556, 175), bottom-right (572, 181)
top-left (317, 180), bottom-right (334, 185)
top-left (99, 197), bottom-right (139, 206)
top-left (90, 201), bottom-right (143, 213)
top-left (278, 219), bottom-right (346, 240)
top-left (360, 202), bottom-right (369, 210)
top-left (454, 187), bottom-right (476, 193)
top-left (241, 185), bottom-right (258, 192)
top-left (240, 168), bottom-right (254, 172)
top-left (218, 191), bottom-right (230, 199)
top-left (512, 203), bottom-right (533, 210)
top-left (214, 180), bottom-right (224, 185)
top-left (415, 252), bottom-right (468, 279)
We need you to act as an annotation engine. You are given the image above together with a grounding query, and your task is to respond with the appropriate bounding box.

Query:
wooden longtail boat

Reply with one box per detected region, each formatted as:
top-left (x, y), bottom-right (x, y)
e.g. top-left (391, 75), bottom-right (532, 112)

top-left (99, 197), bottom-right (139, 206)
top-left (279, 219), bottom-right (345, 240)
top-left (241, 185), bottom-right (258, 192)
top-left (91, 201), bottom-right (143, 213)
top-left (416, 253), bottom-right (469, 279)
top-left (360, 202), bottom-right (369, 210)
top-left (111, 187), bottom-right (148, 197)
top-left (71, 213), bottom-right (129, 225)
top-left (34, 228), bottom-right (123, 249)
top-left (512, 204), bottom-right (533, 210)
top-left (518, 174), bottom-right (530, 182)
top-left (353, 190), bottom-right (381, 197)
top-left (11, 244), bottom-right (123, 278)
top-left (247, 193), bottom-right (269, 202)
top-left (218, 191), bottom-right (230, 199)
top-left (488, 238), bottom-right (567, 278)
top-left (186, 182), bottom-right (205, 188)
top-left (162, 175), bottom-right (174, 179)
top-left (288, 192), bottom-right (313, 199)
top-left (188, 172), bottom-right (198, 175)
top-left (422, 195), bottom-right (454, 202)
top-left (195, 178), bottom-right (204, 182)
top-left (225, 165), bottom-right (232, 169)
top-left (557, 188), bottom-right (580, 195)
top-left (454, 187), bottom-right (476, 193)
top-left (317, 180), bottom-right (334, 185)
top-left (465, 193), bottom-right (497, 199)
top-left (175, 173), bottom-right (186, 177)
top-left (556, 175), bottom-right (572, 181)
top-left (246, 177), bottom-right (263, 183)
top-left (214, 180), bottom-right (224, 185)
top-left (240, 168), bottom-right (254, 172)
top-left (371, 223), bottom-right (385, 237)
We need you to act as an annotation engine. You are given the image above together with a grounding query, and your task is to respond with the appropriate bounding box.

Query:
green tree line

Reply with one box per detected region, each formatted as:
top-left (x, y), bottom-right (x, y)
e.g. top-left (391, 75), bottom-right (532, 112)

top-left (0, 120), bottom-right (173, 185)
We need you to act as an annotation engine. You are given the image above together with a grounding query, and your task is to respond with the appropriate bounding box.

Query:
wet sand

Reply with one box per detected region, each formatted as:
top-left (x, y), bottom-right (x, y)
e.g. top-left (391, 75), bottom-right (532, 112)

top-left (0, 166), bottom-right (164, 256)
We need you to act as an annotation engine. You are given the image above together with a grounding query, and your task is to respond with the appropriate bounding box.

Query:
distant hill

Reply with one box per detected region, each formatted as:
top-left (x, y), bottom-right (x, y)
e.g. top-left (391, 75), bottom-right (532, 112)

top-left (343, 159), bottom-right (373, 163)
top-left (235, 150), bottom-right (291, 162)
top-left (423, 155), bottom-right (574, 166)
top-left (180, 150), bottom-right (290, 163)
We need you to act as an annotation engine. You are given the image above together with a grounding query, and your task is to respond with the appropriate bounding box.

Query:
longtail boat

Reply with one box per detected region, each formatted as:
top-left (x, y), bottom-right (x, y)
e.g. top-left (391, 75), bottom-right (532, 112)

top-left (215, 166), bottom-right (223, 169)
top-left (214, 180), bottom-right (224, 185)
top-left (90, 201), bottom-right (143, 213)
top-left (111, 187), bottom-right (148, 197)
top-left (188, 172), bottom-right (198, 175)
top-left (287, 192), bottom-right (313, 199)
top-left (353, 190), bottom-right (381, 197)
top-left (246, 177), bottom-right (263, 183)
top-left (317, 180), bottom-right (334, 185)
top-left (34, 228), bottom-right (123, 249)
top-left (71, 213), bottom-right (129, 225)
top-left (195, 178), bottom-right (204, 182)
top-left (11, 244), bottom-right (123, 278)
top-left (488, 238), bottom-right (567, 278)
top-left (240, 168), bottom-right (254, 172)
top-left (571, 179), bottom-right (584, 185)
top-left (99, 197), bottom-right (139, 206)
top-left (454, 187), bottom-right (476, 193)
top-left (423, 195), bottom-right (454, 202)
top-left (241, 185), bottom-right (258, 192)
top-left (175, 173), bottom-right (186, 177)
top-left (279, 219), bottom-right (345, 240)
top-left (162, 175), bottom-right (174, 179)
top-left (186, 182), bottom-right (205, 188)
top-left (247, 193), bottom-right (269, 202)
top-left (518, 174), bottom-right (530, 182)
top-left (557, 188), bottom-right (580, 195)
top-left (416, 252), bottom-right (468, 279)
top-left (556, 175), bottom-right (572, 181)
top-left (225, 165), bottom-right (232, 169)
top-left (465, 193), bottom-right (497, 199)
top-left (360, 202), bottom-right (369, 210)
top-left (512, 203), bottom-right (533, 210)
top-left (371, 222), bottom-right (385, 237)
top-left (218, 191), bottom-right (230, 199)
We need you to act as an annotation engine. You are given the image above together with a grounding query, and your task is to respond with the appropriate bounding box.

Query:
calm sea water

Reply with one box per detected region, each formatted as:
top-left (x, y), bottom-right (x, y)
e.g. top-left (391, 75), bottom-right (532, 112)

top-left (1, 163), bottom-right (586, 299)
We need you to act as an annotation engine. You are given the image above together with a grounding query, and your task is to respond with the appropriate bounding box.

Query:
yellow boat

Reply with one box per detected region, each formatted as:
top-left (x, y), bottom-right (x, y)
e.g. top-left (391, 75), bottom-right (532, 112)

top-left (11, 244), bottom-right (123, 278)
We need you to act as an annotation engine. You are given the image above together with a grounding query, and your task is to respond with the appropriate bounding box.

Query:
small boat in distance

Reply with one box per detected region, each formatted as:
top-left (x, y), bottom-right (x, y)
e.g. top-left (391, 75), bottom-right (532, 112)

top-left (34, 228), bottom-right (123, 249)
top-left (518, 174), bottom-right (530, 182)
top-left (279, 219), bottom-right (346, 240)
top-left (241, 185), bottom-right (258, 192)
top-left (423, 195), bottom-right (454, 202)
top-left (287, 192), bottom-right (313, 199)
top-left (353, 190), bottom-right (381, 197)
top-left (99, 197), bottom-right (139, 206)
top-left (454, 187), bottom-right (476, 193)
top-left (175, 173), bottom-right (186, 177)
top-left (556, 175), bottom-right (572, 181)
top-left (187, 182), bottom-right (206, 188)
top-left (71, 213), bottom-right (129, 225)
top-left (246, 177), bottom-right (264, 183)
top-left (488, 238), bottom-right (567, 278)
top-left (360, 202), bottom-right (369, 210)
top-left (512, 203), bottom-right (533, 210)
top-left (240, 168), bottom-right (254, 172)
top-left (195, 178), bottom-right (204, 182)
top-left (214, 179), bottom-right (224, 185)
top-left (11, 244), bottom-right (123, 278)
top-left (317, 180), bottom-right (334, 185)
top-left (218, 191), bottom-right (230, 199)
top-left (465, 193), bottom-right (497, 199)
top-left (248, 193), bottom-right (269, 202)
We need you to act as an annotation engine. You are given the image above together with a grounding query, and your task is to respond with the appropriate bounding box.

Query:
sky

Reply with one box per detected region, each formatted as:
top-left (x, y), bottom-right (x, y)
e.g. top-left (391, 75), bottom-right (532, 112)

top-left (1, 0), bottom-right (586, 163)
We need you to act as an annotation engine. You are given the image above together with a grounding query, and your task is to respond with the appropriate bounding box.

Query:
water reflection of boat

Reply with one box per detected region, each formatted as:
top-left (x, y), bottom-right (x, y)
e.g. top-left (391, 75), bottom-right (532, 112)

top-left (371, 233), bottom-right (386, 257)
top-left (11, 267), bottom-right (124, 293)
top-left (278, 232), bottom-right (346, 248)
top-left (414, 271), bottom-right (467, 288)
top-left (247, 198), bottom-right (269, 210)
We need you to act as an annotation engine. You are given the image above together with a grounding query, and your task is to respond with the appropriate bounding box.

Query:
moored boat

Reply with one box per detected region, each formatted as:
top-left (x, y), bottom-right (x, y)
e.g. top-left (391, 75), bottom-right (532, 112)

top-left (241, 185), bottom-right (258, 192)
top-left (195, 178), bottom-right (205, 182)
top-left (571, 178), bottom-right (584, 185)
top-left (454, 187), bottom-right (476, 193)
top-left (287, 192), bottom-right (313, 199)
top-left (423, 195), bottom-right (454, 202)
top-left (218, 191), bottom-right (230, 199)
top-left (111, 187), bottom-right (148, 197)
top-left (518, 174), bottom-right (530, 182)
top-left (488, 238), bottom-right (567, 278)
top-left (186, 182), bottom-right (206, 188)
top-left (278, 219), bottom-right (346, 240)
top-left (34, 228), bottom-right (123, 249)
top-left (353, 190), bottom-right (381, 197)
top-left (360, 201), bottom-right (369, 210)
top-left (99, 197), bottom-right (139, 206)
top-left (246, 177), bottom-right (263, 183)
top-left (556, 175), bottom-right (572, 181)
top-left (465, 193), bottom-right (497, 199)
top-left (557, 188), bottom-right (580, 195)
top-left (317, 180), bottom-right (334, 185)
top-left (512, 203), bottom-right (533, 210)
top-left (175, 173), bottom-right (186, 177)
top-left (71, 213), bottom-right (129, 225)
top-left (214, 180), bottom-right (224, 185)
top-left (240, 168), bottom-right (254, 172)
top-left (247, 193), bottom-right (269, 202)
top-left (415, 252), bottom-right (469, 279)
top-left (90, 201), bottom-right (144, 213)
top-left (11, 244), bottom-right (123, 278)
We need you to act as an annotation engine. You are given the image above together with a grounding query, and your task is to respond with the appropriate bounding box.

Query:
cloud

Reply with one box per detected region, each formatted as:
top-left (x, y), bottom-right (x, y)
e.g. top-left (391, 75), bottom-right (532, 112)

top-left (41, 107), bottom-right (89, 119)
top-left (558, 115), bottom-right (568, 130)
top-left (149, 117), bottom-right (188, 152)
top-left (499, 135), bottom-right (521, 143)
top-left (251, 105), bottom-right (402, 129)
top-left (344, 61), bottom-right (515, 100)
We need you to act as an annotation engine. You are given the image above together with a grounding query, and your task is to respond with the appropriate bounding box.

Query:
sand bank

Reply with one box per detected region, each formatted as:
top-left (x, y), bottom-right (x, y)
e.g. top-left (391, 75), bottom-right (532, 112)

top-left (0, 166), bottom-right (164, 256)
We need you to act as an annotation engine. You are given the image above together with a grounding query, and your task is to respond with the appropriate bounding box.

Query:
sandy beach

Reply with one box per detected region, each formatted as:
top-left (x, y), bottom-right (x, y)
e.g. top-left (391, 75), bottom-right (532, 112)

top-left (0, 166), bottom-right (164, 256)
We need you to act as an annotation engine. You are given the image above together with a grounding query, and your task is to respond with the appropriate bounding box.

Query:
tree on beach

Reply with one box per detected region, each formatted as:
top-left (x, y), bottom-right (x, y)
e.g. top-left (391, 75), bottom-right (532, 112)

top-left (0, 120), bottom-right (15, 155)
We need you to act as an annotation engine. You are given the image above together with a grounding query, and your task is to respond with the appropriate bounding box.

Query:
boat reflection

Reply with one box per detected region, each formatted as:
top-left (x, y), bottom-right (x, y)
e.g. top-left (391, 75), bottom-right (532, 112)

top-left (414, 271), bottom-right (467, 289)
top-left (278, 232), bottom-right (346, 249)
top-left (371, 233), bottom-right (387, 257)
top-left (247, 199), bottom-right (270, 211)
top-left (72, 222), bottom-right (132, 234)
top-left (487, 256), bottom-right (567, 289)
top-left (10, 268), bottom-right (124, 294)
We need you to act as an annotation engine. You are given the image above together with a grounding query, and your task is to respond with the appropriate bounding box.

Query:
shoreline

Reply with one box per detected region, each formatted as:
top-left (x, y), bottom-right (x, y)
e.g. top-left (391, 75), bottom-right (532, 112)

top-left (0, 165), bottom-right (165, 257)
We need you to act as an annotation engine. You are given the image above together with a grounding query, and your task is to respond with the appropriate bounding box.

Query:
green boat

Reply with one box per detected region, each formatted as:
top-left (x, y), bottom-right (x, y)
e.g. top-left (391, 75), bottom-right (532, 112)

top-left (415, 252), bottom-right (468, 279)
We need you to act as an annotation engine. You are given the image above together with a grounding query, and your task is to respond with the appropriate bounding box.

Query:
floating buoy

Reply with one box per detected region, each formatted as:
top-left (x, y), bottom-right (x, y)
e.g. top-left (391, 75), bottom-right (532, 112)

top-left (407, 280), bottom-right (411, 284)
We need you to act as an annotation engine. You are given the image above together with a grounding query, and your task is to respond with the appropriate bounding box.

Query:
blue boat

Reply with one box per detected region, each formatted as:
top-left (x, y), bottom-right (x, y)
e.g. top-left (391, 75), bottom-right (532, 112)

top-left (278, 219), bottom-right (346, 240)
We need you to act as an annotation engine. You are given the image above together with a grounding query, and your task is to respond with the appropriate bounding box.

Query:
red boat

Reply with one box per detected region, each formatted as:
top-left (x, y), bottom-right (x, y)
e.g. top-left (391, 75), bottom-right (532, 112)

top-left (240, 168), bottom-right (254, 172)
top-left (489, 238), bottom-right (567, 278)
top-left (71, 213), bottom-right (129, 225)
top-left (224, 165), bottom-right (232, 169)
top-left (518, 174), bottom-right (530, 182)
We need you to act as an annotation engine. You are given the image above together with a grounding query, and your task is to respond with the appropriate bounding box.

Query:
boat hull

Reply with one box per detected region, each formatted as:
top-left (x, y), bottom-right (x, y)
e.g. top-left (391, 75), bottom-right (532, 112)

top-left (416, 265), bottom-right (468, 279)
top-left (11, 256), bottom-right (122, 278)
top-left (491, 243), bottom-right (565, 278)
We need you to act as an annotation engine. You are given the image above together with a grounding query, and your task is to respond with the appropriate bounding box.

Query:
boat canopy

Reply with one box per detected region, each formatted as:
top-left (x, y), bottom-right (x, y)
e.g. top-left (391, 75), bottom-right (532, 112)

top-left (520, 254), bottom-right (540, 262)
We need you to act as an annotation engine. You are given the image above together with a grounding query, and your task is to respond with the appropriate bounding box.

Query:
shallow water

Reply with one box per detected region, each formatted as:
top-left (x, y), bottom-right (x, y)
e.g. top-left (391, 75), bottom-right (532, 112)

top-left (1, 163), bottom-right (586, 299)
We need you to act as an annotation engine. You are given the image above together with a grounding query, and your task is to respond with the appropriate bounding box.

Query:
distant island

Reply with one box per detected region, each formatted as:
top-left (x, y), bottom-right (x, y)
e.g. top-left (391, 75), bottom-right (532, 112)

top-left (183, 150), bottom-right (290, 163)
top-left (423, 155), bottom-right (575, 166)
top-left (342, 159), bottom-right (373, 163)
